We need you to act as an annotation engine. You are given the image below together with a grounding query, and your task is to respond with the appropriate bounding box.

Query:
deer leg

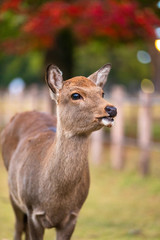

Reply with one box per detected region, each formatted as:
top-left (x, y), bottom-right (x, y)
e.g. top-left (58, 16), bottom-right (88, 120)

top-left (10, 195), bottom-right (27, 240)
top-left (28, 215), bottom-right (44, 240)
top-left (24, 227), bottom-right (30, 240)
top-left (56, 212), bottom-right (78, 240)
top-left (23, 214), bottom-right (30, 240)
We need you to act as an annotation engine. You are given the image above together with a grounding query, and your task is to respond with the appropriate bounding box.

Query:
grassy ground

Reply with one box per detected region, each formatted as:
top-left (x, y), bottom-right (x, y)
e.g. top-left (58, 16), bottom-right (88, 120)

top-left (1, 146), bottom-right (160, 240)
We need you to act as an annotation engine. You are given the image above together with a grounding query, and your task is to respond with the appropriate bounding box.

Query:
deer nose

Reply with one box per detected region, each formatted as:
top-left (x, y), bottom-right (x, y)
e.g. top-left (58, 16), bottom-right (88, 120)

top-left (105, 106), bottom-right (117, 117)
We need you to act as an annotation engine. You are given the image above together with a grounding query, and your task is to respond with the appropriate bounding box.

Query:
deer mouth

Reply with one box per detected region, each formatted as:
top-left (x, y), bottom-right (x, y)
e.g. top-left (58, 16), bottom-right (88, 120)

top-left (97, 116), bottom-right (114, 128)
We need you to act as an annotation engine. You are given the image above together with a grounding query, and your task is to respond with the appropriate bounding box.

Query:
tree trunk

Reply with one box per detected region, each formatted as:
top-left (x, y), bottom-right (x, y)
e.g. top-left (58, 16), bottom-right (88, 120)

top-left (45, 29), bottom-right (74, 80)
top-left (148, 42), bottom-right (160, 92)
top-left (45, 29), bottom-right (74, 114)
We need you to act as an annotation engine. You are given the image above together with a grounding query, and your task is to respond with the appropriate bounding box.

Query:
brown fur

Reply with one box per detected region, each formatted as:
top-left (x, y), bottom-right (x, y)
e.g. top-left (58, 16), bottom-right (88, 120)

top-left (1, 64), bottom-right (116, 240)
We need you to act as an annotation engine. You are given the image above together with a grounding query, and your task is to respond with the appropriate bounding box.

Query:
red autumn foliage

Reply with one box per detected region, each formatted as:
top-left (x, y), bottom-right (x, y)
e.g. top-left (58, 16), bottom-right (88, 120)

top-left (0, 0), bottom-right (22, 12)
top-left (0, 0), bottom-right (160, 53)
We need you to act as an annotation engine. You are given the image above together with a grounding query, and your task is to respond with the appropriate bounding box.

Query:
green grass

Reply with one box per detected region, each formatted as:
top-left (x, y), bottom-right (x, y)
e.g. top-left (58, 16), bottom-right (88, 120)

top-left (1, 146), bottom-right (160, 240)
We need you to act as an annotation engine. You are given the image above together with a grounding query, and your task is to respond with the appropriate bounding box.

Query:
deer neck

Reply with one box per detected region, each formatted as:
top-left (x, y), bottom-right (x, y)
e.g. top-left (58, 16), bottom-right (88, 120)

top-left (45, 121), bottom-right (90, 190)
top-left (55, 126), bottom-right (89, 170)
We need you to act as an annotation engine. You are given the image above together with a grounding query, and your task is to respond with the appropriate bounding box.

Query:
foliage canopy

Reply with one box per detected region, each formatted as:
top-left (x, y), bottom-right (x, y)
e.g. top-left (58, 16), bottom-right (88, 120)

top-left (0, 0), bottom-right (159, 54)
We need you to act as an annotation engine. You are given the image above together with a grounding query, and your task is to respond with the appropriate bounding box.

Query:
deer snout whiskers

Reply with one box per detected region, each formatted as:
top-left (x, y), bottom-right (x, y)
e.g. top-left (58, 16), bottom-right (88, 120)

top-left (105, 106), bottom-right (117, 118)
top-left (95, 104), bottom-right (117, 128)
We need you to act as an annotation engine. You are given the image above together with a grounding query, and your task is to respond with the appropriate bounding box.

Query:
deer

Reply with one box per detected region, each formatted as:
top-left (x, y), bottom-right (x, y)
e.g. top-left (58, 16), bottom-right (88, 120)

top-left (1, 63), bottom-right (117, 240)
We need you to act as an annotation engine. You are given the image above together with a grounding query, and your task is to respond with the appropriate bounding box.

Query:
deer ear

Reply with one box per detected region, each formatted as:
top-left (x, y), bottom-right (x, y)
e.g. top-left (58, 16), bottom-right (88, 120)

top-left (88, 64), bottom-right (111, 88)
top-left (45, 64), bottom-right (63, 101)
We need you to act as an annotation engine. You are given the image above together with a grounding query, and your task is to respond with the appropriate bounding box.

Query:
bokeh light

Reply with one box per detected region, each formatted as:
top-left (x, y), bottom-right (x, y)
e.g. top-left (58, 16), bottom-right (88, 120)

top-left (157, 1), bottom-right (160, 8)
top-left (8, 78), bottom-right (25, 95)
top-left (155, 39), bottom-right (160, 51)
top-left (141, 78), bottom-right (155, 94)
top-left (137, 50), bottom-right (151, 64)
top-left (155, 27), bottom-right (160, 38)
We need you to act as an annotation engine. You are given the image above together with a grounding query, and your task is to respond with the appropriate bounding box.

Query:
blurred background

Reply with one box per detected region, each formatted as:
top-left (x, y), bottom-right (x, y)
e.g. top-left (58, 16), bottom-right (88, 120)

top-left (0, 0), bottom-right (160, 239)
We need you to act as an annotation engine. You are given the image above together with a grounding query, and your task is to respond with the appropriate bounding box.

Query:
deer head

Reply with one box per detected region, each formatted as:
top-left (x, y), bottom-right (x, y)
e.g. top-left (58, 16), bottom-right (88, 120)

top-left (46, 64), bottom-right (117, 136)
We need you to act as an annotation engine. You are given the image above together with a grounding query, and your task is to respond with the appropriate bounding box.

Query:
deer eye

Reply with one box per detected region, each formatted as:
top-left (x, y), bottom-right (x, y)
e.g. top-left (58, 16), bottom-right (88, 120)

top-left (102, 92), bottom-right (104, 98)
top-left (71, 93), bottom-right (83, 100)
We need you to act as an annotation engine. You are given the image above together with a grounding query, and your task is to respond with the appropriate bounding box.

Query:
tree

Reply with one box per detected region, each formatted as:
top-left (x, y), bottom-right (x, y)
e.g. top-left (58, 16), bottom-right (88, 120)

top-left (0, 0), bottom-right (160, 85)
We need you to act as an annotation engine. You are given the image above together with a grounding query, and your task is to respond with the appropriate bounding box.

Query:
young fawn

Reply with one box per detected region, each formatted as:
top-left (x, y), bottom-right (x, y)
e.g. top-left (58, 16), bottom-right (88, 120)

top-left (1, 64), bottom-right (117, 240)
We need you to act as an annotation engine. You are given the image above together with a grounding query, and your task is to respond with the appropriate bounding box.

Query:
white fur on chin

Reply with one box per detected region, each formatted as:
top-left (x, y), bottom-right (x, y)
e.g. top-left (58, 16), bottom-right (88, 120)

top-left (101, 118), bottom-right (114, 128)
